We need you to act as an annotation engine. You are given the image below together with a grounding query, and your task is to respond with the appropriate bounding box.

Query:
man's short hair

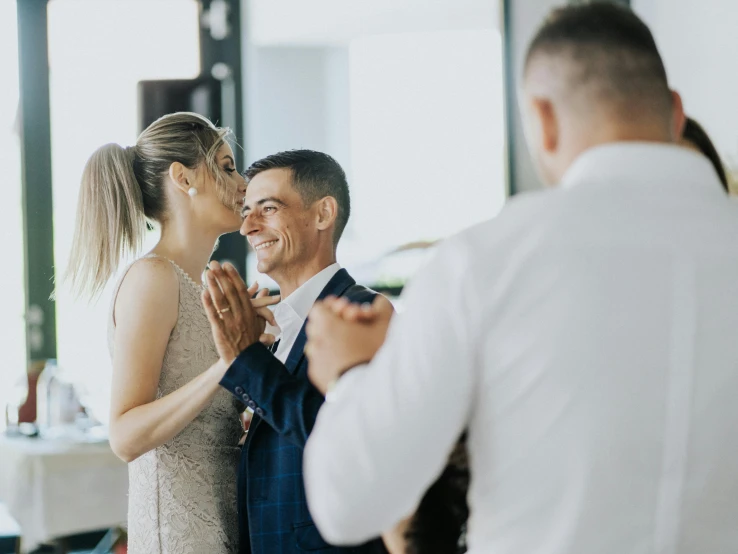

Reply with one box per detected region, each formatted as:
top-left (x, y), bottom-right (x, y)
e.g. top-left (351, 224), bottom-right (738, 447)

top-left (525, 2), bottom-right (671, 111)
top-left (244, 150), bottom-right (350, 245)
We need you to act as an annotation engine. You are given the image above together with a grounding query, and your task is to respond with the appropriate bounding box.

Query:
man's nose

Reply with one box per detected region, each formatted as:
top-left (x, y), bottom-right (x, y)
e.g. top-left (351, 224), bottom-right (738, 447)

top-left (240, 212), bottom-right (261, 237)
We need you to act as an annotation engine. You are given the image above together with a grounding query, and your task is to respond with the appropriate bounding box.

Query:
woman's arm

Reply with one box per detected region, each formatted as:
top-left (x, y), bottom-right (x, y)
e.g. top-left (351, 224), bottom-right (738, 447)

top-left (109, 258), bottom-right (229, 463)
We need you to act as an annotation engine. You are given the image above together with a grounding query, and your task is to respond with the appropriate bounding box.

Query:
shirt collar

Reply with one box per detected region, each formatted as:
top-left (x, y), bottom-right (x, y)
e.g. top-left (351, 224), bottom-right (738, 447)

top-left (281, 263), bottom-right (342, 321)
top-left (560, 142), bottom-right (726, 195)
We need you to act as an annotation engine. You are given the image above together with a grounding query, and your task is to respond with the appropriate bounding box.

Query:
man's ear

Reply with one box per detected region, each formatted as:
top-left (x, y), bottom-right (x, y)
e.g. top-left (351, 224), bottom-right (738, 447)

top-left (671, 89), bottom-right (686, 141)
top-left (531, 97), bottom-right (559, 154)
top-left (168, 161), bottom-right (191, 193)
top-left (315, 196), bottom-right (338, 232)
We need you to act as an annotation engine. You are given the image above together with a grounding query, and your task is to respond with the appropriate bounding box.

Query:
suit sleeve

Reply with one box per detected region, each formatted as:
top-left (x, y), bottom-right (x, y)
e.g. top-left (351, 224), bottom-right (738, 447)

top-left (220, 286), bottom-right (377, 449)
top-left (220, 342), bottom-right (324, 448)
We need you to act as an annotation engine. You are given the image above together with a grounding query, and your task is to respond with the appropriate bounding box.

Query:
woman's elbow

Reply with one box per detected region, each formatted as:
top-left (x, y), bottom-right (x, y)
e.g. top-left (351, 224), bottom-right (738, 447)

top-left (109, 424), bottom-right (143, 463)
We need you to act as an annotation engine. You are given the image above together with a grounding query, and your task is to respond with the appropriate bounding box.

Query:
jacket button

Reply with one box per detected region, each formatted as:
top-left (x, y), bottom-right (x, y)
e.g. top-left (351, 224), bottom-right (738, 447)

top-left (235, 387), bottom-right (244, 395)
top-left (242, 394), bottom-right (250, 403)
top-left (255, 408), bottom-right (264, 417)
top-left (248, 400), bottom-right (257, 409)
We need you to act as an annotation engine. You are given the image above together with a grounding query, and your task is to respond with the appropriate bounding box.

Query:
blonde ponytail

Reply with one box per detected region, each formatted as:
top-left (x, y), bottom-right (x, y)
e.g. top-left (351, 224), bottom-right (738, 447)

top-left (65, 143), bottom-right (146, 298)
top-left (63, 112), bottom-right (229, 299)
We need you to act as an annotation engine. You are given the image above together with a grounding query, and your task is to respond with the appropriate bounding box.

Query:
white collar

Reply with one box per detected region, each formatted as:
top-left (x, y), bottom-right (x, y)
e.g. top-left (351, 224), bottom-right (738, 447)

top-left (560, 142), bottom-right (726, 195)
top-left (281, 263), bottom-right (342, 321)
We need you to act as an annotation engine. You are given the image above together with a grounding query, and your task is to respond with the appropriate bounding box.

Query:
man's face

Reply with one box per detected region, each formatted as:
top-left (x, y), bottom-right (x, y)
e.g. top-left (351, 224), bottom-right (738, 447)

top-left (240, 168), bottom-right (317, 278)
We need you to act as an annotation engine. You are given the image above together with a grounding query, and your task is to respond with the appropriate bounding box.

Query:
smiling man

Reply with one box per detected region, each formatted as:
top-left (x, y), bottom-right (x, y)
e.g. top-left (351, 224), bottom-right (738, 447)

top-left (204, 150), bottom-right (386, 554)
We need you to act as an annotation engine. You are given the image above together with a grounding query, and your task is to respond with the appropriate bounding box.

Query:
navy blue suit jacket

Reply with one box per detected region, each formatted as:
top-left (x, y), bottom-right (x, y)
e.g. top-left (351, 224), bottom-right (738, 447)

top-left (220, 269), bottom-right (387, 554)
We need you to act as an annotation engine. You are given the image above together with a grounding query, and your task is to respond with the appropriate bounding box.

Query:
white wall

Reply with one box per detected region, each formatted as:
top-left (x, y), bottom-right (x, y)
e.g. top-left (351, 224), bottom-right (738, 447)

top-left (348, 30), bottom-right (506, 261)
top-left (243, 47), bottom-right (332, 162)
top-left (248, 0), bottom-right (498, 46)
top-left (633, 0), bottom-right (738, 166)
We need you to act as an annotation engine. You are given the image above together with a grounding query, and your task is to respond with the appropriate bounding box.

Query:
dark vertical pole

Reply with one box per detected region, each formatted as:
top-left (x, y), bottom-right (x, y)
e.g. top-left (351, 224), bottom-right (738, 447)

top-left (501, 0), bottom-right (518, 196)
top-left (17, 0), bottom-right (56, 363)
top-left (200, 0), bottom-right (248, 279)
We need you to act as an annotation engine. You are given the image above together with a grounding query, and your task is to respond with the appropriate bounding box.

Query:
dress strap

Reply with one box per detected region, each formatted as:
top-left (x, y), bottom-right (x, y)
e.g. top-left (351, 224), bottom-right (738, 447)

top-left (144, 253), bottom-right (205, 291)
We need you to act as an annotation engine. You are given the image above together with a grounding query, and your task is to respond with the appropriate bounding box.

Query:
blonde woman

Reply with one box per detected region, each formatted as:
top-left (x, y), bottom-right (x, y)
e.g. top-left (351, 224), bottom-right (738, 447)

top-left (66, 112), bottom-right (278, 554)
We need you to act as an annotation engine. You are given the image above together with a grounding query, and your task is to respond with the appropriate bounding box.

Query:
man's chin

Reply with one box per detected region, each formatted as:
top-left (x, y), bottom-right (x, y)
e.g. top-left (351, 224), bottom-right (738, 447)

top-left (256, 259), bottom-right (275, 276)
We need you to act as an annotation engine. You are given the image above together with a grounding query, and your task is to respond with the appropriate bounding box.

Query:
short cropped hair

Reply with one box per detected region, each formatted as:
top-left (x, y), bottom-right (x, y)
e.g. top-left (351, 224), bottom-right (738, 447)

top-left (525, 3), bottom-right (671, 111)
top-left (244, 150), bottom-right (350, 244)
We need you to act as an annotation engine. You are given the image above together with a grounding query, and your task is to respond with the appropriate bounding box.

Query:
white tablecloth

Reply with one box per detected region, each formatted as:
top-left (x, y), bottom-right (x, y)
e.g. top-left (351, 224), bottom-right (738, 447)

top-left (0, 434), bottom-right (128, 552)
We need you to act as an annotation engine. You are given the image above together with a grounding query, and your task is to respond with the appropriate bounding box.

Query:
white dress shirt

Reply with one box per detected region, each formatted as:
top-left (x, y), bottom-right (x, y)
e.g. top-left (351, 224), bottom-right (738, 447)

top-left (304, 144), bottom-right (738, 554)
top-left (269, 263), bottom-right (342, 363)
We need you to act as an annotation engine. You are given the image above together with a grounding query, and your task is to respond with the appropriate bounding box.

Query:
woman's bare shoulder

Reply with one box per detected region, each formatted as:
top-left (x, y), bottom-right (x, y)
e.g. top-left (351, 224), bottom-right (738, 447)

top-left (114, 257), bottom-right (179, 329)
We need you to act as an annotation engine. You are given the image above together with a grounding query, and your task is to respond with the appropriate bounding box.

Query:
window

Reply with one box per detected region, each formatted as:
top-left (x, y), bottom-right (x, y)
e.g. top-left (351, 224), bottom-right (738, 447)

top-left (49, 0), bottom-right (200, 423)
top-left (0, 0), bottom-right (27, 430)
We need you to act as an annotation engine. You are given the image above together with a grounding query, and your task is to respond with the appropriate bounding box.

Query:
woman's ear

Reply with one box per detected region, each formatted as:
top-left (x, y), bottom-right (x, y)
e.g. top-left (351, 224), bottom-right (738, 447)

top-left (315, 196), bottom-right (338, 232)
top-left (168, 161), bottom-right (191, 193)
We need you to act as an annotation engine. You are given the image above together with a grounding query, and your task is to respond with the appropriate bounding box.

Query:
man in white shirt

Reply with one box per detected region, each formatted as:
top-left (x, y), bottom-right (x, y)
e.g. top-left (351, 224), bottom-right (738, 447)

top-left (301, 4), bottom-right (738, 554)
top-left (202, 150), bottom-right (386, 554)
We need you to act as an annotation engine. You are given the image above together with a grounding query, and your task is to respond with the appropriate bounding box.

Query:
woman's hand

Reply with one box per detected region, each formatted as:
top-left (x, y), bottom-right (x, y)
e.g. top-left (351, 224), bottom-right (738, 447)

top-left (202, 261), bottom-right (280, 365)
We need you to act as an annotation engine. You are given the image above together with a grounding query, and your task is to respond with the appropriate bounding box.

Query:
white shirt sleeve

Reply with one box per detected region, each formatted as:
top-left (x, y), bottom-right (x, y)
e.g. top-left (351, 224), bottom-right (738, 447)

top-left (303, 238), bottom-right (477, 545)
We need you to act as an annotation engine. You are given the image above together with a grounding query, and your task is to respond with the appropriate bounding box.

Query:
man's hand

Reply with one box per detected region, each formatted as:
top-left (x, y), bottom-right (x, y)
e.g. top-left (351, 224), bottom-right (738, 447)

top-left (202, 261), bottom-right (280, 366)
top-left (304, 295), bottom-right (394, 395)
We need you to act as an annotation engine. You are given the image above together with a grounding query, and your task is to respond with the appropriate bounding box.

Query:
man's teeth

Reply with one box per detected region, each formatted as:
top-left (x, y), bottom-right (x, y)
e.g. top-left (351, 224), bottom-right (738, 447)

top-left (255, 240), bottom-right (278, 251)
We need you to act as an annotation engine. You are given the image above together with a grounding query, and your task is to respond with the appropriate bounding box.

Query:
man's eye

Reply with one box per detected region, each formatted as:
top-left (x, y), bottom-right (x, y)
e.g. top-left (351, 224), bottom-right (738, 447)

top-left (263, 206), bottom-right (276, 213)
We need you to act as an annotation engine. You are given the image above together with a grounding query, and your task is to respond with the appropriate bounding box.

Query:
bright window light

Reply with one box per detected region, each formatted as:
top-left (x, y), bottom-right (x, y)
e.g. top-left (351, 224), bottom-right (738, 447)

top-left (49, 0), bottom-right (200, 423)
top-left (0, 0), bottom-right (27, 431)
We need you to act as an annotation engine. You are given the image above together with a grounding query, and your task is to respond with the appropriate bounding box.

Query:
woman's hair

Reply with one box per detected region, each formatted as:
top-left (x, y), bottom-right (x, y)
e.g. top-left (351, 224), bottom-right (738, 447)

top-left (682, 117), bottom-right (729, 192)
top-left (404, 433), bottom-right (470, 554)
top-left (64, 112), bottom-right (230, 298)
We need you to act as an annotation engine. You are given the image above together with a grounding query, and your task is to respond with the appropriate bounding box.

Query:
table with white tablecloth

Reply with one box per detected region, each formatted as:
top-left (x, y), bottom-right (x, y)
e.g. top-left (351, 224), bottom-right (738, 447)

top-left (0, 434), bottom-right (128, 553)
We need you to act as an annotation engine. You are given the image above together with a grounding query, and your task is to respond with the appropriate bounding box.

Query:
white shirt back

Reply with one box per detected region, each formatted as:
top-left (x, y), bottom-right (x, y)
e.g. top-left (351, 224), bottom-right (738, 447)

top-left (304, 144), bottom-right (738, 554)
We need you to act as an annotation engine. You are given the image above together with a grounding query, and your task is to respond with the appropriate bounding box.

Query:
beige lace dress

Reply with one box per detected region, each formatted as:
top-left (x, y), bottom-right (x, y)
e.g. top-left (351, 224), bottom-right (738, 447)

top-left (109, 255), bottom-right (241, 554)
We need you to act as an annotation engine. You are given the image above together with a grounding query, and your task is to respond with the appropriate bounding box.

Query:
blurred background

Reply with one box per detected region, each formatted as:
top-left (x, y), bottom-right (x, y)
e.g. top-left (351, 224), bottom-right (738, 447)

top-left (0, 0), bottom-right (736, 552)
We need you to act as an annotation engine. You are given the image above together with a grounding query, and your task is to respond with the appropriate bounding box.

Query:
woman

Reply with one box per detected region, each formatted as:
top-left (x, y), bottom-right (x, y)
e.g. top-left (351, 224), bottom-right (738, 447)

top-left (681, 116), bottom-right (729, 192)
top-left (383, 436), bottom-right (469, 554)
top-left (65, 112), bottom-right (277, 554)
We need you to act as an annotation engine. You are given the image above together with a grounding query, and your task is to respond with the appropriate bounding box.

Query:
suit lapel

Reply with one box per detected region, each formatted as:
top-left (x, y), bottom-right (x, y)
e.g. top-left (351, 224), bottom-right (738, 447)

top-left (283, 269), bottom-right (356, 375)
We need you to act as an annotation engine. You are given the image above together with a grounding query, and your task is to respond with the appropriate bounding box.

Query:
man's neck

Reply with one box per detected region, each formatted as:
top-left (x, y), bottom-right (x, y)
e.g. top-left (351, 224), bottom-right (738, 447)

top-left (573, 118), bottom-right (673, 154)
top-left (273, 256), bottom-right (338, 299)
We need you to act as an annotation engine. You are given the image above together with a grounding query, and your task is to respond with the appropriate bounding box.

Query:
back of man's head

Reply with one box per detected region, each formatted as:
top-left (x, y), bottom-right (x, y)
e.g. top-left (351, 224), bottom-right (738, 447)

top-left (522, 2), bottom-right (681, 185)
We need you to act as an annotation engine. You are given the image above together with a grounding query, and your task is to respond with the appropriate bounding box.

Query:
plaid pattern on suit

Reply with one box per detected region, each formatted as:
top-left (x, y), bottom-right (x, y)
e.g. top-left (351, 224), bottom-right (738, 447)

top-left (220, 269), bottom-right (387, 554)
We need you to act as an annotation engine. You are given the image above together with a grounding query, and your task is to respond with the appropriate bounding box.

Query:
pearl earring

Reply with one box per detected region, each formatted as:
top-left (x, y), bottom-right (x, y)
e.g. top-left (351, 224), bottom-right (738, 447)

top-left (187, 187), bottom-right (198, 198)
